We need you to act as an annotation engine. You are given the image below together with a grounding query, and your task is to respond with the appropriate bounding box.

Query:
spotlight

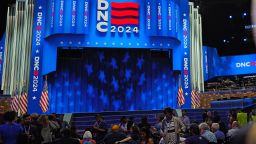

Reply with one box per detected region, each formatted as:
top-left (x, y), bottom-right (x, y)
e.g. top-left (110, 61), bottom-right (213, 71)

top-left (243, 13), bottom-right (247, 16)
top-left (243, 38), bottom-right (247, 42)
top-left (229, 15), bottom-right (233, 19)
top-left (223, 40), bottom-right (226, 43)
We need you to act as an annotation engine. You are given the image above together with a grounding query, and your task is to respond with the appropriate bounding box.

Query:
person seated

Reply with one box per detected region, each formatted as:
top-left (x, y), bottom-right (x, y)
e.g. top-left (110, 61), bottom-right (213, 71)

top-left (185, 123), bottom-right (208, 144)
top-left (199, 122), bottom-right (217, 144)
top-left (52, 128), bottom-right (80, 144)
top-left (119, 116), bottom-right (128, 133)
top-left (103, 124), bottom-right (127, 144)
top-left (80, 131), bottom-right (96, 144)
top-left (115, 126), bottom-right (140, 143)
top-left (211, 123), bottom-right (225, 144)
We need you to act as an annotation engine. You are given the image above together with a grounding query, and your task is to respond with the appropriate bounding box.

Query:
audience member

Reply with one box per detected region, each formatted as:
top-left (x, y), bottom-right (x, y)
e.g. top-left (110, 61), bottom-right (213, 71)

top-left (211, 123), bottom-right (225, 143)
top-left (140, 127), bottom-right (154, 144)
top-left (138, 116), bottom-right (151, 130)
top-left (38, 115), bottom-right (52, 144)
top-left (80, 131), bottom-right (96, 144)
top-left (181, 110), bottom-right (191, 131)
top-left (0, 111), bottom-right (23, 144)
top-left (119, 116), bottom-right (128, 133)
top-left (160, 107), bottom-right (186, 144)
top-left (92, 114), bottom-right (108, 143)
top-left (199, 122), bottom-right (217, 143)
top-left (70, 126), bottom-right (82, 139)
top-left (115, 125), bottom-right (140, 143)
top-left (127, 116), bottom-right (135, 132)
top-left (52, 128), bottom-right (80, 144)
top-left (154, 114), bottom-right (164, 133)
top-left (185, 123), bottom-right (208, 144)
top-left (30, 113), bottom-right (43, 144)
top-left (103, 124), bottom-right (126, 144)
top-left (48, 114), bottom-right (61, 139)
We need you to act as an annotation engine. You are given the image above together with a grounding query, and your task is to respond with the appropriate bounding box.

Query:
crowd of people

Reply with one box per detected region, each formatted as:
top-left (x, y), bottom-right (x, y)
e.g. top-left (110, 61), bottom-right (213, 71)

top-left (0, 108), bottom-right (255, 144)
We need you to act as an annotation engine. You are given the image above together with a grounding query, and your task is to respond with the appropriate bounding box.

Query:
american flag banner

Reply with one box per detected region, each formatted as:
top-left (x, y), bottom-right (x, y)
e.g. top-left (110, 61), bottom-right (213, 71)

top-left (111, 2), bottom-right (139, 25)
top-left (20, 85), bottom-right (28, 114)
top-left (177, 85), bottom-right (185, 107)
top-left (11, 87), bottom-right (19, 112)
top-left (39, 77), bottom-right (49, 113)
top-left (191, 88), bottom-right (200, 108)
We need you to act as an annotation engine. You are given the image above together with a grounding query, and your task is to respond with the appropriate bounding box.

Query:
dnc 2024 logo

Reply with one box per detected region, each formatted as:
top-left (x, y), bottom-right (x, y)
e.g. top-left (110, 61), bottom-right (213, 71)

top-left (96, 0), bottom-right (139, 34)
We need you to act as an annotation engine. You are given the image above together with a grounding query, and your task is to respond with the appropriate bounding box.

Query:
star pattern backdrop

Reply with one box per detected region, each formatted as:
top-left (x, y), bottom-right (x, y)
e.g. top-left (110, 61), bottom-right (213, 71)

top-left (47, 48), bottom-right (179, 113)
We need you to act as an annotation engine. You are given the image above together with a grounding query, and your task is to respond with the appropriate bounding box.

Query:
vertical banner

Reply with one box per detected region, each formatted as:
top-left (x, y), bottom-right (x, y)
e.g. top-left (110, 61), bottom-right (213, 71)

top-left (54, 0), bottom-right (65, 33)
top-left (83, 0), bottom-right (89, 34)
top-left (175, 2), bottom-right (180, 38)
top-left (51, 0), bottom-right (55, 34)
top-left (180, 0), bottom-right (191, 108)
top-left (146, 0), bottom-right (152, 35)
top-left (28, 0), bottom-right (46, 113)
top-left (157, 0), bottom-right (163, 35)
top-left (71, 0), bottom-right (77, 33)
top-left (0, 34), bottom-right (5, 84)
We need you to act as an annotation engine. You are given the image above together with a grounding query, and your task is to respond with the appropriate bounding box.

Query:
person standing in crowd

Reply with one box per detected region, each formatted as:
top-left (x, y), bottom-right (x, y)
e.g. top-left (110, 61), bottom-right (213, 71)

top-left (213, 111), bottom-right (220, 123)
top-left (119, 116), bottom-right (128, 133)
top-left (127, 116), bottom-right (135, 132)
top-left (93, 114), bottom-right (108, 143)
top-left (48, 114), bottom-right (61, 140)
top-left (181, 110), bottom-right (191, 131)
top-left (138, 116), bottom-right (151, 130)
top-left (226, 121), bottom-right (240, 142)
top-left (211, 123), bottom-right (225, 144)
top-left (205, 111), bottom-right (213, 126)
top-left (160, 107), bottom-right (186, 144)
top-left (81, 131), bottom-right (96, 144)
top-left (199, 122), bottom-right (217, 143)
top-left (155, 114), bottom-right (164, 133)
top-left (140, 127), bottom-right (154, 144)
top-left (185, 123), bottom-right (208, 144)
top-left (38, 115), bottom-right (52, 144)
top-left (103, 124), bottom-right (126, 144)
top-left (0, 111), bottom-right (23, 144)
top-left (70, 126), bottom-right (82, 139)
top-left (52, 128), bottom-right (80, 144)
top-left (30, 113), bottom-right (43, 144)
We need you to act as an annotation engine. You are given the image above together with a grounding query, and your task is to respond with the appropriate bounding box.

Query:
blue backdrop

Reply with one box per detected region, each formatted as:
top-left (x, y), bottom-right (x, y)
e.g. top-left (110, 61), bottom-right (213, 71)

top-left (47, 49), bottom-right (178, 113)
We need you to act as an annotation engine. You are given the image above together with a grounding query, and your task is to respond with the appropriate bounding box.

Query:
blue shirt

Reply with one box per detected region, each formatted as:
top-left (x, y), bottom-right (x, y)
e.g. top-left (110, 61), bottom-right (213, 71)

top-left (0, 123), bottom-right (23, 144)
top-left (202, 130), bottom-right (217, 143)
top-left (214, 130), bottom-right (225, 140)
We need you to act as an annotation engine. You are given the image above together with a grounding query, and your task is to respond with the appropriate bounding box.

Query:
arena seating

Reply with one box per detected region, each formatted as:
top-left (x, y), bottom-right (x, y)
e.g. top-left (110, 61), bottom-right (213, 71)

top-left (71, 109), bottom-right (230, 135)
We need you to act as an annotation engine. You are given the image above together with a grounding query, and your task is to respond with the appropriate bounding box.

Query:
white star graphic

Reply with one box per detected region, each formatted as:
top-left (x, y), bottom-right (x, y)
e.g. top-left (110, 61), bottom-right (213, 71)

top-left (95, 42), bottom-right (99, 45)
top-left (39, 6), bottom-right (42, 9)
top-left (60, 41), bottom-right (64, 44)
top-left (69, 41), bottom-right (72, 44)
top-left (104, 42), bottom-right (107, 45)
top-left (36, 49), bottom-right (39, 54)
top-left (183, 13), bottom-right (186, 17)
top-left (128, 43), bottom-right (132, 46)
top-left (120, 43), bottom-right (124, 46)
top-left (144, 43), bottom-right (148, 46)
top-left (160, 43), bottom-right (163, 46)
top-left (112, 42), bottom-right (115, 46)
top-left (86, 42), bottom-right (90, 45)
top-left (78, 41), bottom-right (81, 45)
top-left (184, 52), bottom-right (187, 55)
top-left (136, 43), bottom-right (140, 46)
top-left (32, 96), bottom-right (37, 100)
top-left (152, 43), bottom-right (155, 46)
top-left (185, 92), bottom-right (188, 96)
top-left (167, 43), bottom-right (170, 47)
top-left (0, 47), bottom-right (3, 50)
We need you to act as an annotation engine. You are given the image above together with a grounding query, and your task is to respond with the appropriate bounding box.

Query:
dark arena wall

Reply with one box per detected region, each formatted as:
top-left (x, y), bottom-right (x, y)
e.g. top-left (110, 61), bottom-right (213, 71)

top-left (47, 48), bottom-right (179, 113)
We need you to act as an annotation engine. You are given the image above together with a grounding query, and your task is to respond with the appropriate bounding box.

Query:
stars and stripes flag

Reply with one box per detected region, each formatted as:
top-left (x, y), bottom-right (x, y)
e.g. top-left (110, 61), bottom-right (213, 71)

top-left (111, 2), bottom-right (139, 25)
top-left (191, 88), bottom-right (200, 108)
top-left (177, 85), bottom-right (185, 107)
top-left (177, 75), bottom-right (185, 107)
top-left (11, 86), bottom-right (19, 112)
top-left (20, 85), bottom-right (28, 114)
top-left (39, 77), bottom-right (49, 113)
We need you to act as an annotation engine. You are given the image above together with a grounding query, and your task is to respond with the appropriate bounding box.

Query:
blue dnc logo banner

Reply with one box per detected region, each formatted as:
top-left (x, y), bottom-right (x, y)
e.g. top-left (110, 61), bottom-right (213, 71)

top-left (28, 0), bottom-right (191, 113)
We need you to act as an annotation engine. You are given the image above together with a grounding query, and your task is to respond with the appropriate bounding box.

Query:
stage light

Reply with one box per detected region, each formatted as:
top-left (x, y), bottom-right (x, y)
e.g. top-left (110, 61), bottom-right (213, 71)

top-left (243, 13), bottom-right (247, 16)
top-left (223, 40), bottom-right (226, 43)
top-left (244, 38), bottom-right (247, 42)
top-left (229, 15), bottom-right (233, 19)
